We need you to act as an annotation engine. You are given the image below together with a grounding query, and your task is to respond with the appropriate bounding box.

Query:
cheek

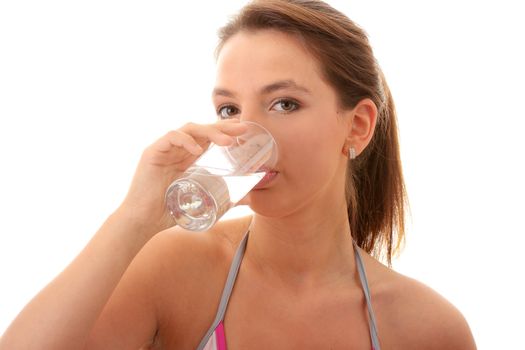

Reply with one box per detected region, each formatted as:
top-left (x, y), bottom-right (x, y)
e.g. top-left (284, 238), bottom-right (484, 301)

top-left (278, 126), bottom-right (340, 182)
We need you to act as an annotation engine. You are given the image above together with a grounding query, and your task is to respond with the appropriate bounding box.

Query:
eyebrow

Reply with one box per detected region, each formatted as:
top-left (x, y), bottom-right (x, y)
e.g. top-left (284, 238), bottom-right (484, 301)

top-left (212, 79), bottom-right (311, 98)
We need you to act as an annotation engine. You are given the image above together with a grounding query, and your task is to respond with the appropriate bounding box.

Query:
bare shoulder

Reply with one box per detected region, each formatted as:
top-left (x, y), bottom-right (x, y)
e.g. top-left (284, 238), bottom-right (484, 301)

top-left (358, 251), bottom-right (477, 350)
top-left (141, 214), bottom-right (253, 287)
top-left (122, 215), bottom-right (253, 347)
top-left (86, 215), bottom-right (252, 349)
top-left (148, 215), bottom-right (252, 259)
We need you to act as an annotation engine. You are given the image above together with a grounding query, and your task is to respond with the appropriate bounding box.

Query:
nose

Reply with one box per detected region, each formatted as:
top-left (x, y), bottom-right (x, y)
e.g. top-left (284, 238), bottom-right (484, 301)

top-left (234, 119), bottom-right (278, 169)
top-left (236, 108), bottom-right (276, 148)
top-left (238, 113), bottom-right (261, 126)
top-left (236, 101), bottom-right (266, 124)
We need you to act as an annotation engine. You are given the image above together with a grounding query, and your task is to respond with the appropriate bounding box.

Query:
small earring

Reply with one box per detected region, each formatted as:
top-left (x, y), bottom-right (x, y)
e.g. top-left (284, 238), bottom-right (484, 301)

top-left (349, 147), bottom-right (356, 160)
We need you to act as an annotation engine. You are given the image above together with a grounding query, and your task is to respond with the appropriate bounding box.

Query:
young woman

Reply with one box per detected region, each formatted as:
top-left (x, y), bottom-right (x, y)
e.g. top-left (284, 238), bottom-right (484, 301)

top-left (0, 1), bottom-right (477, 349)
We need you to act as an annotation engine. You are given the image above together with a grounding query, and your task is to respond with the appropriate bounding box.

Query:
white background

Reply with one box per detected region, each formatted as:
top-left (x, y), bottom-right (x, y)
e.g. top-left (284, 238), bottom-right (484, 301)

top-left (1, 1), bottom-right (524, 348)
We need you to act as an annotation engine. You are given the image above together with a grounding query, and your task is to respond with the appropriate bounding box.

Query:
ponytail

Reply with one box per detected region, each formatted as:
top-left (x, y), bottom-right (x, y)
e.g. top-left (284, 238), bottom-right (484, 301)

top-left (347, 70), bottom-right (407, 267)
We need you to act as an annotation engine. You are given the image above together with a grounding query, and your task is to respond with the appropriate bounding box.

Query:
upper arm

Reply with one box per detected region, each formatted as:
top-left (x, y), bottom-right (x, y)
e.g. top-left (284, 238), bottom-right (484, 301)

top-left (381, 276), bottom-right (477, 350)
top-left (84, 225), bottom-right (231, 350)
top-left (84, 227), bottom-right (210, 349)
top-left (410, 280), bottom-right (476, 350)
top-left (84, 233), bottom-right (165, 349)
top-left (435, 304), bottom-right (477, 350)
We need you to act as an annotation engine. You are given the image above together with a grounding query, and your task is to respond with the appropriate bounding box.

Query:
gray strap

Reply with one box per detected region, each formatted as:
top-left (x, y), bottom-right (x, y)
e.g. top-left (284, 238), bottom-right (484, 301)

top-left (353, 240), bottom-right (381, 350)
top-left (196, 230), bottom-right (250, 350)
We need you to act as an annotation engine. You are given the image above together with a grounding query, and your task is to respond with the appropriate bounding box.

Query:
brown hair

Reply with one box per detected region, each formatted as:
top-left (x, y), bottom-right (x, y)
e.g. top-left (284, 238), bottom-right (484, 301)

top-left (217, 0), bottom-right (407, 266)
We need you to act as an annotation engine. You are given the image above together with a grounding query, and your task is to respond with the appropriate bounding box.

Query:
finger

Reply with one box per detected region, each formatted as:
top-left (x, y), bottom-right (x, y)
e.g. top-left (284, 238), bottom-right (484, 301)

top-left (215, 120), bottom-right (249, 136)
top-left (180, 122), bottom-right (241, 146)
top-left (156, 130), bottom-right (204, 155)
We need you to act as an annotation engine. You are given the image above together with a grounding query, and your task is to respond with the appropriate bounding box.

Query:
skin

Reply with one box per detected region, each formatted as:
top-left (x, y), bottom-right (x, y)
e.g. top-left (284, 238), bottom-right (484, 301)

top-left (0, 30), bottom-right (477, 350)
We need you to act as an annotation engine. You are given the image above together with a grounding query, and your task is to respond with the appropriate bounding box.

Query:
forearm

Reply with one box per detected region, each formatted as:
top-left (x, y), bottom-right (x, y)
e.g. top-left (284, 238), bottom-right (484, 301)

top-left (0, 210), bottom-right (157, 350)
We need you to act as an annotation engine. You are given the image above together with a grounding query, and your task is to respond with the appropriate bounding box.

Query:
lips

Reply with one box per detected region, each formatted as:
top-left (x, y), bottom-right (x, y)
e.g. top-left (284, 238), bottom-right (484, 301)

top-left (253, 170), bottom-right (279, 189)
top-left (258, 165), bottom-right (276, 173)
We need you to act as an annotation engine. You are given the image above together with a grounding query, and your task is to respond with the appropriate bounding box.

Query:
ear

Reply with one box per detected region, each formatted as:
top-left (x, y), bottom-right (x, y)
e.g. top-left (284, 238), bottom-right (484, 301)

top-left (342, 98), bottom-right (378, 157)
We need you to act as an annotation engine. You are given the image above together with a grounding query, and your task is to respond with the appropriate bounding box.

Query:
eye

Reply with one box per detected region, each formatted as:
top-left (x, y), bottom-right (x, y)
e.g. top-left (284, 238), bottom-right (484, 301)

top-left (217, 105), bottom-right (239, 119)
top-left (271, 98), bottom-right (300, 113)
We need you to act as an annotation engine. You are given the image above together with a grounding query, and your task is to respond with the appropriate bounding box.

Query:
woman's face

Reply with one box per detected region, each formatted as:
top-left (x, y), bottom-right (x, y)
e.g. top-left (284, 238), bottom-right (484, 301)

top-left (213, 29), bottom-right (350, 217)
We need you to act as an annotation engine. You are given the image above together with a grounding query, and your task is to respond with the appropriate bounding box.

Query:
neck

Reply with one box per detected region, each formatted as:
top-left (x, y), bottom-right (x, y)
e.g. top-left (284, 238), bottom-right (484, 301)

top-left (244, 194), bottom-right (356, 291)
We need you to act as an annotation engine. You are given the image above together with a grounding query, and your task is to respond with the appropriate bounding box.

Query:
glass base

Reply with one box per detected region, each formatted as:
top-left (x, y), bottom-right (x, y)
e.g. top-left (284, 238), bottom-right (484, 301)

top-left (165, 178), bottom-right (218, 231)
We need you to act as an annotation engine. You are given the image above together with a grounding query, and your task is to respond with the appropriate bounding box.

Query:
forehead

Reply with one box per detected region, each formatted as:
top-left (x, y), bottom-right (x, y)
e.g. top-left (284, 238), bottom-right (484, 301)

top-left (215, 30), bottom-right (324, 90)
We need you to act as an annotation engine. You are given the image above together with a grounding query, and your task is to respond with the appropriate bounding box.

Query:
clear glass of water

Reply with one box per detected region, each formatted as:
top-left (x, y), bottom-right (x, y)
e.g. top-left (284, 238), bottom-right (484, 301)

top-left (165, 121), bottom-right (278, 231)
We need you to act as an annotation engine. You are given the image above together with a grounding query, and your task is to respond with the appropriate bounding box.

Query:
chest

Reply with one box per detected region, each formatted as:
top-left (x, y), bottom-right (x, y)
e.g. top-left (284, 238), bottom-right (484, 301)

top-left (155, 247), bottom-right (383, 350)
top-left (220, 276), bottom-right (375, 350)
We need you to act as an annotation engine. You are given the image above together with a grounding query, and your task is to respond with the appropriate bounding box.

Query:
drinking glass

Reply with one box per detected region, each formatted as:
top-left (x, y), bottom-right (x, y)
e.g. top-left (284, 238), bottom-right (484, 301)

top-left (165, 121), bottom-right (278, 231)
